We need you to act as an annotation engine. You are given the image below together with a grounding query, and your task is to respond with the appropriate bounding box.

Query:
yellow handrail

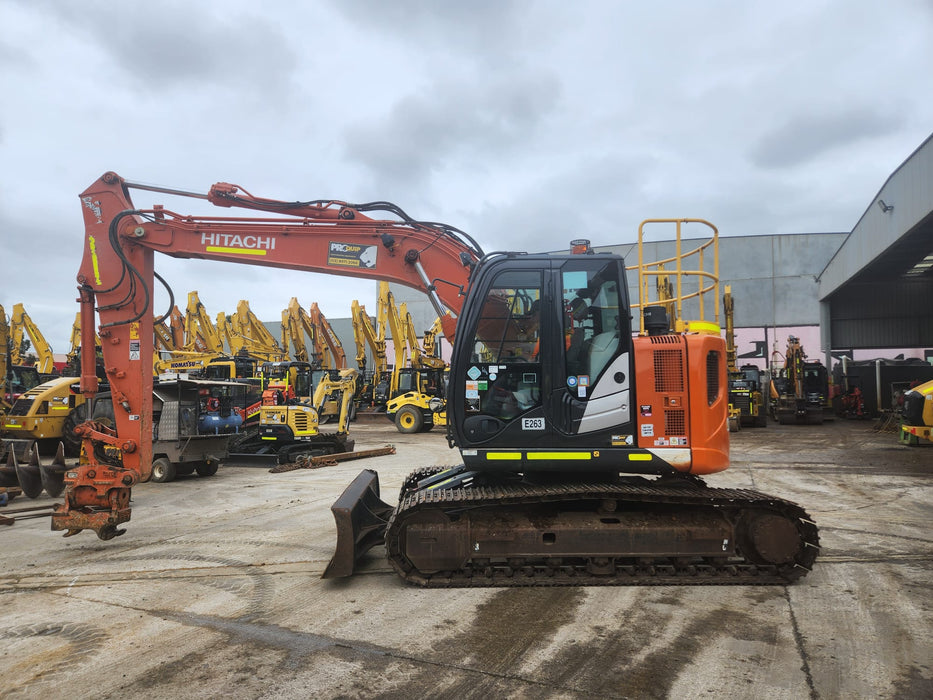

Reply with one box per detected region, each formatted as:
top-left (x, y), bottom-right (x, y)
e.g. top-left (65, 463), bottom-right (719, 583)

top-left (629, 218), bottom-right (720, 335)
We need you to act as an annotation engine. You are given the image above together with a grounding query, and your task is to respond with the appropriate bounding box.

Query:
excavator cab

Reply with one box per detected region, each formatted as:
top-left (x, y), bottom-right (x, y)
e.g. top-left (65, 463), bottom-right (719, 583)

top-left (448, 254), bottom-right (633, 468)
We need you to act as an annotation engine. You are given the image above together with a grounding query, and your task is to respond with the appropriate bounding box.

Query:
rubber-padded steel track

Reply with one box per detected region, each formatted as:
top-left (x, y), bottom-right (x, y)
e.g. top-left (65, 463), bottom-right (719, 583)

top-left (385, 479), bottom-right (820, 587)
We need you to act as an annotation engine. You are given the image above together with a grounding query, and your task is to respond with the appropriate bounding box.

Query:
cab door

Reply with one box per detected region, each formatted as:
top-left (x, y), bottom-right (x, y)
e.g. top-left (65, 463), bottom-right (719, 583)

top-left (453, 261), bottom-right (547, 448)
top-left (544, 257), bottom-right (633, 441)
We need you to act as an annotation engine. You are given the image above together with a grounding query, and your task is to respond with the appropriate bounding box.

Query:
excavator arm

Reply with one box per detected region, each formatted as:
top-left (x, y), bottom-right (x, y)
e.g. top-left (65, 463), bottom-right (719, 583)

top-left (422, 316), bottom-right (445, 359)
top-left (309, 303), bottom-right (347, 370)
top-left (402, 305), bottom-right (446, 371)
top-left (281, 299), bottom-right (310, 363)
top-left (231, 300), bottom-right (286, 361)
top-left (184, 291), bottom-right (224, 353)
top-left (350, 299), bottom-right (387, 376)
top-left (54, 172), bottom-right (479, 538)
top-left (10, 303), bottom-right (56, 375)
top-left (384, 289), bottom-right (410, 397)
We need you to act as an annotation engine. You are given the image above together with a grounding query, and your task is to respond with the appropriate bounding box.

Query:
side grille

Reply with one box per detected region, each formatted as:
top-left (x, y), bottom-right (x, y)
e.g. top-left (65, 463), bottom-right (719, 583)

top-left (706, 351), bottom-right (721, 405)
top-left (665, 409), bottom-right (686, 435)
top-left (731, 393), bottom-right (752, 412)
top-left (653, 349), bottom-right (684, 393)
top-left (293, 413), bottom-right (310, 431)
top-left (9, 398), bottom-right (34, 416)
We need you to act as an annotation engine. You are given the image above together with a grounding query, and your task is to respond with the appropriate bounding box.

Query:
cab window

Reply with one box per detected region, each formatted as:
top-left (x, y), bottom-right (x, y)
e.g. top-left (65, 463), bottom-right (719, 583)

top-left (465, 269), bottom-right (542, 421)
top-left (562, 261), bottom-right (625, 384)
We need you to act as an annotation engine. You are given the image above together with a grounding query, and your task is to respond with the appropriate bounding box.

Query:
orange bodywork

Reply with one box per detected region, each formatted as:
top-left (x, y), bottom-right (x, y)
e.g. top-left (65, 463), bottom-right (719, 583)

top-left (633, 332), bottom-right (729, 475)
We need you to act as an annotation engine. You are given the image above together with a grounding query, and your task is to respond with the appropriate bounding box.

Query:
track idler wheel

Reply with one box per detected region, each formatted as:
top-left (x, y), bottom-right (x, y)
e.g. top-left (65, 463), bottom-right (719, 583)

top-left (737, 509), bottom-right (802, 566)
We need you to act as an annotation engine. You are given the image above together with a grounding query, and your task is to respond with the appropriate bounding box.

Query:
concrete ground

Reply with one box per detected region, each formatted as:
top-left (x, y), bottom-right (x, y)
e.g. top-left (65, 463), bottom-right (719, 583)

top-left (0, 419), bottom-right (930, 699)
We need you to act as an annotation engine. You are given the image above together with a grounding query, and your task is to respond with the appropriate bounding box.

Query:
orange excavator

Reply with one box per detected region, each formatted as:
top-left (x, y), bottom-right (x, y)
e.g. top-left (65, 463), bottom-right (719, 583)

top-left (52, 173), bottom-right (819, 587)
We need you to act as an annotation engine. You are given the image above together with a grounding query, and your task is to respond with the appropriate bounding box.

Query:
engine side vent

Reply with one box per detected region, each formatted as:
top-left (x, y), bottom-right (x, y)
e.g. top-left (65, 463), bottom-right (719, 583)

top-left (665, 409), bottom-right (686, 435)
top-left (706, 350), bottom-right (721, 405)
top-left (9, 398), bottom-right (34, 416)
top-left (649, 335), bottom-right (682, 345)
top-left (654, 349), bottom-right (685, 393)
top-left (293, 412), bottom-right (310, 431)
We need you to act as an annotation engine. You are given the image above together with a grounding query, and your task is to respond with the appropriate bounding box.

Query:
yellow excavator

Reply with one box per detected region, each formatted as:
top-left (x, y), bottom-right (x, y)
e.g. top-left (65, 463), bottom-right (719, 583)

top-left (385, 302), bottom-right (448, 433)
top-left (350, 287), bottom-right (390, 412)
top-left (221, 300), bottom-right (287, 362)
top-left (184, 291), bottom-right (225, 354)
top-left (900, 379), bottom-right (933, 446)
top-left (1, 305), bottom-right (40, 409)
top-left (280, 297), bottom-right (316, 364)
top-left (723, 286), bottom-right (767, 428)
top-left (769, 336), bottom-right (828, 425)
top-left (2, 305), bottom-right (86, 459)
top-left (9, 303), bottom-right (57, 377)
top-left (308, 302), bottom-right (348, 370)
top-left (231, 361), bottom-right (359, 463)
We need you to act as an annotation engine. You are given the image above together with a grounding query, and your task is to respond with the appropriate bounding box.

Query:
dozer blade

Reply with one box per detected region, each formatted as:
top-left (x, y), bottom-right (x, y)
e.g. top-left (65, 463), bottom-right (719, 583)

top-left (40, 443), bottom-right (68, 498)
top-left (322, 469), bottom-right (394, 579)
top-left (14, 442), bottom-right (44, 499)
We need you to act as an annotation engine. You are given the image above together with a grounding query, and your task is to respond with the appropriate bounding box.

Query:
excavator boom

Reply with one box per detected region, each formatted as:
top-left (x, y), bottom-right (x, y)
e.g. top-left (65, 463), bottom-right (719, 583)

top-left (56, 172), bottom-right (478, 538)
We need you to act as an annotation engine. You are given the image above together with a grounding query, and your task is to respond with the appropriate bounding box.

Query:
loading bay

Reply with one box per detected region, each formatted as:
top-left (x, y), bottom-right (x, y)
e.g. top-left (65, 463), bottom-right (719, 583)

top-left (1, 419), bottom-right (930, 699)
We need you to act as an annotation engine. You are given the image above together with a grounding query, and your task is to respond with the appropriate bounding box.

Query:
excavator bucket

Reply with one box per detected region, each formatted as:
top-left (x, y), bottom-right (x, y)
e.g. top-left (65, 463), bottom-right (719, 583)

top-left (322, 469), bottom-right (394, 579)
top-left (39, 443), bottom-right (68, 498)
top-left (14, 442), bottom-right (44, 499)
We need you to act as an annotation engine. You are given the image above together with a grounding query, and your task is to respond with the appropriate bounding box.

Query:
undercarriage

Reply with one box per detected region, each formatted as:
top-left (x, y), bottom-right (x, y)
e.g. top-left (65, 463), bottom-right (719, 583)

top-left (325, 468), bottom-right (820, 586)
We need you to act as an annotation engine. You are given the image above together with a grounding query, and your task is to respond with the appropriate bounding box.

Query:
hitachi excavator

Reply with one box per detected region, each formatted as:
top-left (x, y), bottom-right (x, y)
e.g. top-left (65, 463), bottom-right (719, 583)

top-left (52, 173), bottom-right (819, 587)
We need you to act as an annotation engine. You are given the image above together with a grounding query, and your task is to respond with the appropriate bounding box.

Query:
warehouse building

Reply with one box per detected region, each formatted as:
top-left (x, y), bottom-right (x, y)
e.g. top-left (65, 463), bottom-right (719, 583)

top-left (390, 133), bottom-right (933, 374)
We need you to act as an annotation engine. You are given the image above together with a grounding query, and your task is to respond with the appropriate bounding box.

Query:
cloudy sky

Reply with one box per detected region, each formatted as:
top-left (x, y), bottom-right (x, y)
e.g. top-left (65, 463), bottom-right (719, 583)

top-left (2, 0), bottom-right (931, 352)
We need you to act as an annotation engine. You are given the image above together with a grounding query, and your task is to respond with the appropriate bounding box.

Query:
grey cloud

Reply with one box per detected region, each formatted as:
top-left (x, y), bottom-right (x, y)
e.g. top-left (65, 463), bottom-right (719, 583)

top-left (469, 153), bottom-right (651, 254)
top-left (341, 71), bottom-right (561, 192)
top-left (327, 0), bottom-right (523, 56)
top-left (750, 107), bottom-right (901, 169)
top-left (10, 1), bottom-right (296, 93)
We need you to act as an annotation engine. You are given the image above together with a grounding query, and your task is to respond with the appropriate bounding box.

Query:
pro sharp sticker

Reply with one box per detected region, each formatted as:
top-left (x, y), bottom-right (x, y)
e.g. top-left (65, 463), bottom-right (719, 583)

top-left (327, 242), bottom-right (377, 269)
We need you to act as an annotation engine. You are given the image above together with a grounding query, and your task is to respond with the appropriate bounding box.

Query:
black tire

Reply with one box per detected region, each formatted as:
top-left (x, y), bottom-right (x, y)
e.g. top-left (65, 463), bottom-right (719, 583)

top-left (150, 457), bottom-right (176, 483)
top-left (755, 408), bottom-right (767, 428)
top-left (61, 403), bottom-right (87, 457)
top-left (395, 405), bottom-right (424, 434)
top-left (195, 461), bottom-right (219, 477)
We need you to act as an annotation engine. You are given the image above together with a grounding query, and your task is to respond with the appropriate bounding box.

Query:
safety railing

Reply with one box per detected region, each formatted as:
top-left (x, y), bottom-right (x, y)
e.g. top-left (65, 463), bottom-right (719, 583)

top-left (629, 218), bottom-right (720, 335)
